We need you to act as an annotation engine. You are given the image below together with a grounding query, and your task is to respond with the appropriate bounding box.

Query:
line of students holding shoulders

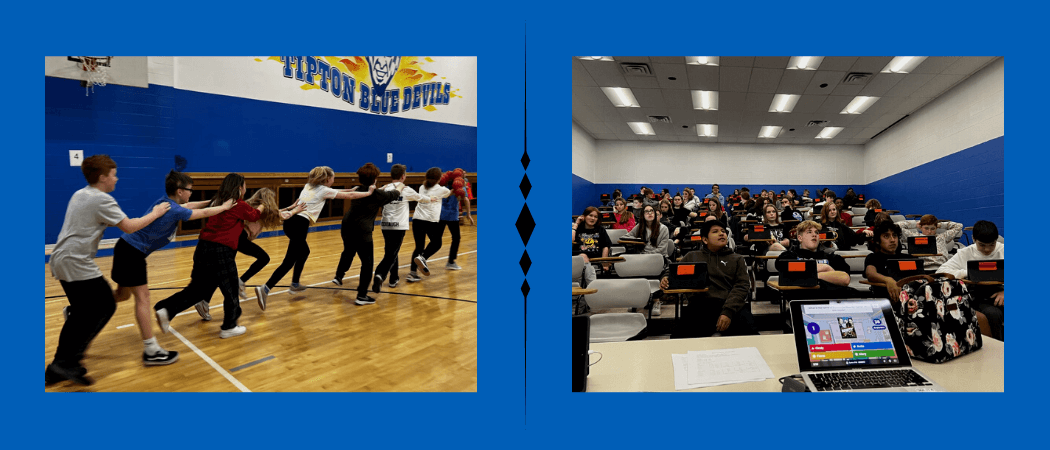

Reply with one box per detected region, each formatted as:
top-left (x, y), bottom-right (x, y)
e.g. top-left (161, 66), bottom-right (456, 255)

top-left (576, 184), bottom-right (1004, 342)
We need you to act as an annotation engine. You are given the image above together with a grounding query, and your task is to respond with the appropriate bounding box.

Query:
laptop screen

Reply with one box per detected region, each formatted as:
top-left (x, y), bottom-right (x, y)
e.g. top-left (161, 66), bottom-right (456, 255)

top-left (791, 300), bottom-right (911, 372)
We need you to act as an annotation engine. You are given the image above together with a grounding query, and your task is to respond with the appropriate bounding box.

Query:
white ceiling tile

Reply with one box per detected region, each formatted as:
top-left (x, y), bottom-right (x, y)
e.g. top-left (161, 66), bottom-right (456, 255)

top-left (574, 86), bottom-right (613, 107)
top-left (720, 66), bottom-right (752, 92)
top-left (625, 75), bottom-right (660, 89)
top-left (887, 96), bottom-right (931, 116)
top-left (867, 114), bottom-right (907, 131)
top-left (572, 58), bottom-right (597, 86)
top-left (942, 57), bottom-right (997, 75)
top-left (572, 103), bottom-right (602, 123)
top-left (818, 57), bottom-right (858, 72)
top-left (718, 91), bottom-right (748, 111)
top-left (653, 63), bottom-right (690, 89)
top-left (847, 137), bottom-right (869, 145)
top-left (847, 113), bottom-right (880, 129)
top-left (678, 135), bottom-right (699, 142)
top-left (687, 65), bottom-right (719, 90)
top-left (792, 94), bottom-right (827, 114)
top-left (777, 69), bottom-right (815, 94)
top-left (631, 88), bottom-right (666, 109)
top-left (883, 73), bottom-right (937, 97)
top-left (664, 89), bottom-right (694, 110)
top-left (804, 71), bottom-right (846, 95)
top-left (745, 92), bottom-right (776, 112)
top-left (736, 137), bottom-right (758, 144)
top-left (582, 60), bottom-right (628, 87)
top-left (579, 121), bottom-right (615, 135)
top-left (835, 127), bottom-right (863, 139)
top-left (829, 83), bottom-right (864, 97)
top-left (857, 73), bottom-right (904, 97)
top-left (720, 57), bottom-right (755, 67)
top-left (848, 57), bottom-right (894, 74)
top-left (595, 105), bottom-right (628, 121)
top-left (912, 73), bottom-right (967, 98)
top-left (617, 57), bottom-right (652, 64)
top-left (594, 133), bottom-right (618, 140)
top-left (651, 57), bottom-right (685, 64)
top-left (618, 107), bottom-right (650, 122)
top-left (816, 96), bottom-right (854, 114)
top-left (692, 109), bottom-right (719, 123)
top-left (754, 56), bottom-right (790, 68)
top-left (859, 127), bottom-right (884, 140)
top-left (748, 68), bottom-right (784, 93)
top-left (909, 56), bottom-right (960, 74)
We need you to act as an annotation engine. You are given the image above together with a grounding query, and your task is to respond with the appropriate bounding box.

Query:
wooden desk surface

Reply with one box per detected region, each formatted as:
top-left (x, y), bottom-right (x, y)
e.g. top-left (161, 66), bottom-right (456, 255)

top-left (572, 287), bottom-right (597, 296)
top-left (961, 280), bottom-right (1005, 286)
top-left (664, 288), bottom-right (710, 294)
top-left (587, 334), bottom-right (1004, 392)
top-left (589, 257), bottom-right (626, 263)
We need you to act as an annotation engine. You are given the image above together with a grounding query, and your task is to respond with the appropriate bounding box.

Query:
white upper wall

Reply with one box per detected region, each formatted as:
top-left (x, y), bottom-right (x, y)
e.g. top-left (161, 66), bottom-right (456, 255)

top-left (590, 140), bottom-right (865, 185)
top-left (168, 56), bottom-right (477, 128)
top-left (863, 57), bottom-right (1004, 184)
top-left (572, 121), bottom-right (598, 182)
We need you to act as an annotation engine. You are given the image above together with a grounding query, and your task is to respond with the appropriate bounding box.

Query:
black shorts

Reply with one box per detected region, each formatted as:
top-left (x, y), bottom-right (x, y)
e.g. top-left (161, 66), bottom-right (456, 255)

top-left (111, 238), bottom-right (148, 287)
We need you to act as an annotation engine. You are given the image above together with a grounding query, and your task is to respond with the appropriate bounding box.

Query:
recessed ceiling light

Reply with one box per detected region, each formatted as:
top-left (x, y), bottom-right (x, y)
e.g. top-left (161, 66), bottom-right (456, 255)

top-left (840, 96), bottom-right (879, 114)
top-left (600, 87), bottom-right (641, 107)
top-left (881, 56), bottom-right (928, 74)
top-left (686, 57), bottom-right (719, 66)
top-left (815, 127), bottom-right (844, 139)
top-left (579, 56), bottom-right (615, 61)
top-left (787, 56), bottom-right (824, 70)
top-left (691, 90), bottom-right (719, 110)
top-left (696, 124), bottom-right (718, 137)
top-left (759, 126), bottom-right (783, 139)
top-left (768, 94), bottom-right (801, 113)
top-left (628, 122), bottom-right (655, 135)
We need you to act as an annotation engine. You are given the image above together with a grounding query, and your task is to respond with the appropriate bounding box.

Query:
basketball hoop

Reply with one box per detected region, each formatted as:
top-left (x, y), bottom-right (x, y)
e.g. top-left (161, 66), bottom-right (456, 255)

top-left (72, 56), bottom-right (113, 96)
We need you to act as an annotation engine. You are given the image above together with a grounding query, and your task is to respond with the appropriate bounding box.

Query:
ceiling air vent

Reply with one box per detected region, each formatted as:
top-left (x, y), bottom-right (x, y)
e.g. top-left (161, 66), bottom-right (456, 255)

top-left (620, 62), bottom-right (653, 76)
top-left (806, 120), bottom-right (828, 127)
top-left (647, 115), bottom-right (672, 123)
top-left (842, 72), bottom-right (873, 85)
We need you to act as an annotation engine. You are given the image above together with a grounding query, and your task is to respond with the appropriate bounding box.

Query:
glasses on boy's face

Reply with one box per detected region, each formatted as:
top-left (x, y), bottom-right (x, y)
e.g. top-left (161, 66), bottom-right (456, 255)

top-left (180, 187), bottom-right (194, 193)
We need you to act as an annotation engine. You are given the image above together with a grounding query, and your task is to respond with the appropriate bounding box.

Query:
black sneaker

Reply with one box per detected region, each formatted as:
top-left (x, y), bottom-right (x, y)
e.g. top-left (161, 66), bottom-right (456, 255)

top-left (143, 350), bottom-right (180, 366)
top-left (45, 363), bottom-right (93, 386)
top-left (372, 274), bottom-right (383, 293)
top-left (388, 276), bottom-right (400, 288)
top-left (355, 295), bottom-right (377, 305)
top-left (332, 277), bottom-right (343, 286)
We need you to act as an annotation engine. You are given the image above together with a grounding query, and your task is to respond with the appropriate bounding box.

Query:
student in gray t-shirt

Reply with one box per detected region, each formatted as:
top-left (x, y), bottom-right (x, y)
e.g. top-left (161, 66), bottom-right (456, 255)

top-left (46, 155), bottom-right (170, 387)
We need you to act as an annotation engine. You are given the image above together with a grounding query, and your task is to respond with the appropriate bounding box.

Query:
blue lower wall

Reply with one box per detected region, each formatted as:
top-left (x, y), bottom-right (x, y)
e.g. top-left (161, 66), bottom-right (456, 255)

top-left (45, 76), bottom-right (477, 245)
top-left (867, 136), bottom-right (1004, 237)
top-left (571, 173), bottom-right (595, 215)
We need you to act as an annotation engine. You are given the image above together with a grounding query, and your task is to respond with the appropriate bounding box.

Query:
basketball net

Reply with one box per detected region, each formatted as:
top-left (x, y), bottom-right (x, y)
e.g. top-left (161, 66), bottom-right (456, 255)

top-left (79, 57), bottom-right (110, 96)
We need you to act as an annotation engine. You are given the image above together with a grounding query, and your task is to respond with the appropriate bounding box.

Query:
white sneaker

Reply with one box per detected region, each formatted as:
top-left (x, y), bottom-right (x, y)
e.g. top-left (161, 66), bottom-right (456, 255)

top-left (255, 285), bottom-right (269, 311)
top-left (155, 308), bottom-right (171, 334)
top-left (651, 300), bottom-right (662, 316)
top-left (220, 326), bottom-right (246, 339)
top-left (445, 262), bottom-right (462, 270)
top-left (194, 301), bottom-right (212, 321)
top-left (238, 279), bottom-right (247, 300)
top-left (415, 255), bottom-right (430, 276)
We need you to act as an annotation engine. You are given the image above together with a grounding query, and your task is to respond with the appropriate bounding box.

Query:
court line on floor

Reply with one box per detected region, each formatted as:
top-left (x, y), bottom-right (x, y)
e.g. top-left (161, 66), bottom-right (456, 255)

top-left (168, 326), bottom-right (251, 392)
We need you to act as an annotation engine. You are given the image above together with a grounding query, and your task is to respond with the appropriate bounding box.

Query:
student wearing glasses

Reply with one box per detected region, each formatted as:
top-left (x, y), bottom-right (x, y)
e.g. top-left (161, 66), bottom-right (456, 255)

top-left (109, 170), bottom-right (233, 366)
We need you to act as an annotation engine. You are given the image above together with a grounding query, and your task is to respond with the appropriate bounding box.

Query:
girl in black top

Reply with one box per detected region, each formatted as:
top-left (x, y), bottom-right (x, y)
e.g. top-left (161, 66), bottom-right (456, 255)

top-left (863, 199), bottom-right (883, 227)
top-left (863, 221), bottom-right (905, 302)
top-left (572, 206), bottom-right (612, 262)
top-left (819, 201), bottom-right (855, 251)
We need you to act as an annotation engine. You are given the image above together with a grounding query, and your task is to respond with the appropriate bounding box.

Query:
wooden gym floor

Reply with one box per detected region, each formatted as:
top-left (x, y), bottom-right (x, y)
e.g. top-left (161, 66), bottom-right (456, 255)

top-left (44, 220), bottom-right (477, 392)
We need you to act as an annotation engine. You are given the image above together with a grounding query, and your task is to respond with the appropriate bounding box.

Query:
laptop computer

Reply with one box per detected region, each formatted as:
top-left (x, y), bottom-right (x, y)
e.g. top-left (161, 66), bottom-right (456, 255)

top-left (776, 259), bottom-right (818, 287)
top-left (667, 262), bottom-right (708, 290)
top-left (748, 224), bottom-right (771, 241)
top-left (887, 258), bottom-right (924, 280)
top-left (906, 236), bottom-right (937, 255)
top-left (790, 299), bottom-right (947, 392)
top-left (967, 259), bottom-right (1004, 283)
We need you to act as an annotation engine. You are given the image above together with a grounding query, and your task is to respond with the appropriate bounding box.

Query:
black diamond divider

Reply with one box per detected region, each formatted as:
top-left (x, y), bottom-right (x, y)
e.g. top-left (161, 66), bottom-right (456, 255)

top-left (521, 279), bottom-right (530, 300)
top-left (515, 204), bottom-right (535, 246)
top-left (520, 148), bottom-right (530, 170)
top-left (519, 250), bottom-right (532, 276)
top-left (519, 174), bottom-right (532, 200)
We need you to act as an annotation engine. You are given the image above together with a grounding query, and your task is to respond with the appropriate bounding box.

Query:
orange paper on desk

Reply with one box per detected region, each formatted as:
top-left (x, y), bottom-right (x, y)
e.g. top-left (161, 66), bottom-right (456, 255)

top-left (677, 265), bottom-right (695, 276)
top-left (703, 198), bottom-right (709, 204)
top-left (874, 209), bottom-right (882, 212)
top-left (700, 212), bottom-right (708, 217)
top-left (979, 261), bottom-right (998, 271)
top-left (898, 261), bottom-right (917, 271)
top-left (819, 233), bottom-right (827, 239)
top-left (691, 235), bottom-right (703, 241)
top-left (788, 262), bottom-right (807, 272)
top-left (754, 225), bottom-right (765, 232)
top-left (915, 237), bottom-right (928, 245)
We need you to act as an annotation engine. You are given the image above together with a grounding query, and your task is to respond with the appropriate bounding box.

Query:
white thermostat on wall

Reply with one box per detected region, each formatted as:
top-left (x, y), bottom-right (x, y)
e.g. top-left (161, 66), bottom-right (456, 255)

top-left (387, 153), bottom-right (393, 163)
top-left (70, 150), bottom-right (83, 166)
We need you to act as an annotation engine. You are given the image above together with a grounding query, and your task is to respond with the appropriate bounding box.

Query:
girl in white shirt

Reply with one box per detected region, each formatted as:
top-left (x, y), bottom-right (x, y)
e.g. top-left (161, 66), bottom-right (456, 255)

top-left (407, 167), bottom-right (452, 282)
top-left (255, 166), bottom-right (373, 308)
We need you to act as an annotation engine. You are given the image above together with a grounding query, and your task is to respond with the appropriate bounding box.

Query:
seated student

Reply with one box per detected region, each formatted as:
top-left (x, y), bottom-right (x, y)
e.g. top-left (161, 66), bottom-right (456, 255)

top-left (705, 198), bottom-right (729, 228)
top-left (669, 195), bottom-right (695, 245)
top-left (682, 188), bottom-right (701, 212)
top-left (856, 211), bottom-right (890, 241)
top-left (659, 220), bottom-right (758, 338)
top-left (744, 203), bottom-right (790, 255)
top-left (811, 190), bottom-right (836, 218)
top-left (779, 196), bottom-right (803, 222)
top-left (819, 201), bottom-right (855, 251)
top-left (611, 197), bottom-right (636, 231)
top-left (834, 198), bottom-right (852, 226)
top-left (777, 220), bottom-right (851, 290)
top-left (842, 188), bottom-right (859, 209)
top-left (895, 214), bottom-right (964, 273)
top-left (863, 221), bottom-right (907, 303)
top-left (622, 204), bottom-right (669, 256)
top-left (641, 187), bottom-right (659, 210)
top-left (572, 207), bottom-right (612, 286)
top-left (704, 183), bottom-right (725, 207)
top-left (787, 189), bottom-right (802, 207)
top-left (938, 220), bottom-right (1005, 341)
top-left (863, 199), bottom-right (883, 227)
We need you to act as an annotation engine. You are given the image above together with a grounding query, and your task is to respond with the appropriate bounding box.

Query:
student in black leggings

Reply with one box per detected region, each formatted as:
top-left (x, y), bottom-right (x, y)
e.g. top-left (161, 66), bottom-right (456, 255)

top-left (254, 166), bottom-right (373, 309)
top-left (407, 167), bottom-right (452, 282)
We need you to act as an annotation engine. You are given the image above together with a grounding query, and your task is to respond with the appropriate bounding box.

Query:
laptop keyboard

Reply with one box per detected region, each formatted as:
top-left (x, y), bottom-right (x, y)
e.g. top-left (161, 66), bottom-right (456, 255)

top-left (810, 369), bottom-right (932, 391)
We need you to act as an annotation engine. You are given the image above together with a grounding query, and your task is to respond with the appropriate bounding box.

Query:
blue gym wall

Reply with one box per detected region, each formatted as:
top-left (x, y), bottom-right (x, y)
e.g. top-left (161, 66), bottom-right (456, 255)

top-left (866, 136), bottom-right (1004, 238)
top-left (571, 173), bottom-right (595, 215)
top-left (44, 76), bottom-right (478, 245)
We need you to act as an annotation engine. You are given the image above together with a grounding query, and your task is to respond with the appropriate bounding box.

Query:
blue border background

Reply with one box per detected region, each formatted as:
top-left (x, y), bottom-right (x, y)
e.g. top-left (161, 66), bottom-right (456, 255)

top-left (10, 1), bottom-right (1042, 447)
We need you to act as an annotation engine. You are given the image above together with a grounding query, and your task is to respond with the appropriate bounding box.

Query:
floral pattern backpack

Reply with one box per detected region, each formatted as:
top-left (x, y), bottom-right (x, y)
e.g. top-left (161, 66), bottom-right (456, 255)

top-left (894, 276), bottom-right (983, 363)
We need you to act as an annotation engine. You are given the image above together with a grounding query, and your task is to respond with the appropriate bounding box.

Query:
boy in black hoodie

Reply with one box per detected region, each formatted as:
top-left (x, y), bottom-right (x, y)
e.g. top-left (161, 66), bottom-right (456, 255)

top-left (660, 220), bottom-right (757, 338)
top-left (776, 220), bottom-right (852, 294)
